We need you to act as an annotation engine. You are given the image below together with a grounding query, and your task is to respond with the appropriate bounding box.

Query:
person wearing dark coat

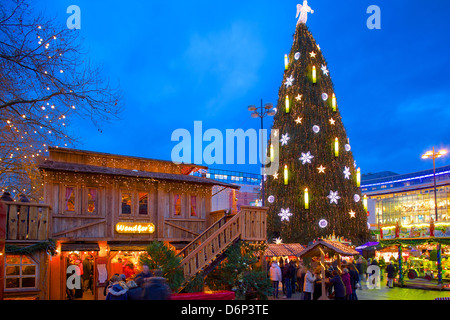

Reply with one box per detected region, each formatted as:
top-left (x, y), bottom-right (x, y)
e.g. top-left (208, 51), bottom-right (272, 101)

top-left (328, 270), bottom-right (346, 300)
top-left (126, 280), bottom-right (144, 300)
top-left (142, 270), bottom-right (171, 300)
top-left (348, 263), bottom-right (359, 300)
top-left (134, 264), bottom-right (154, 287)
top-left (386, 261), bottom-right (396, 288)
top-left (282, 261), bottom-right (295, 298)
top-left (105, 275), bottom-right (128, 300)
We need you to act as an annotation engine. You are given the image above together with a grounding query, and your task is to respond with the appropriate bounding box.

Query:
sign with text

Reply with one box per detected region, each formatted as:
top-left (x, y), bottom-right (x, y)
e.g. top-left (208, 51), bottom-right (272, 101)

top-left (115, 222), bottom-right (155, 234)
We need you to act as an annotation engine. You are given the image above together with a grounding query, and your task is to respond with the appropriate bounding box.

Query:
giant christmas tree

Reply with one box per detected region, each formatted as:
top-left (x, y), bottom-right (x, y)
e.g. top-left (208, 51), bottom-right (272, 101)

top-left (265, 3), bottom-right (370, 245)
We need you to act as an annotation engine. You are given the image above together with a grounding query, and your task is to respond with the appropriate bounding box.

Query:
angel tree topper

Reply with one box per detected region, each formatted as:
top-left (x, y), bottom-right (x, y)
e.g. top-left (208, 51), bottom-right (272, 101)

top-left (296, 1), bottom-right (314, 25)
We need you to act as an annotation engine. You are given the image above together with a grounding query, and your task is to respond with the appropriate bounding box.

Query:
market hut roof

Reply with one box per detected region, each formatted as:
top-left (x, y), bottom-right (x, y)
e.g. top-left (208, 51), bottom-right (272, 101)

top-left (264, 243), bottom-right (305, 257)
top-left (299, 239), bottom-right (359, 258)
top-left (38, 160), bottom-right (240, 189)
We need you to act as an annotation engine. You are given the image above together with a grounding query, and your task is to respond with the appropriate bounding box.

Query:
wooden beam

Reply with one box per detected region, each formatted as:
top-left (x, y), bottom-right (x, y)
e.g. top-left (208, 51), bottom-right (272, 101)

top-left (164, 221), bottom-right (199, 237)
top-left (52, 219), bottom-right (106, 237)
top-left (318, 245), bottom-right (329, 300)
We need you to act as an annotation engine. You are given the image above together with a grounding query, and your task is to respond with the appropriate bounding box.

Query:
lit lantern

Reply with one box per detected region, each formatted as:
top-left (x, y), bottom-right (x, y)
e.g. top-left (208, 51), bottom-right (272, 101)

top-left (304, 188), bottom-right (309, 209)
top-left (285, 95), bottom-right (290, 113)
top-left (356, 167), bottom-right (361, 187)
top-left (363, 195), bottom-right (368, 211)
top-left (334, 137), bottom-right (339, 157)
top-left (332, 93), bottom-right (336, 112)
top-left (312, 66), bottom-right (317, 83)
top-left (284, 165), bottom-right (288, 185)
top-left (284, 54), bottom-right (289, 70)
top-left (270, 144), bottom-right (275, 162)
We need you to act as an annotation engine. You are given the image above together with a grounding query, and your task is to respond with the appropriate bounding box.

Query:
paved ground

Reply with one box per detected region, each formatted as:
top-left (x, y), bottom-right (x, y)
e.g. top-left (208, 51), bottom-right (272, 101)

top-left (269, 281), bottom-right (450, 300)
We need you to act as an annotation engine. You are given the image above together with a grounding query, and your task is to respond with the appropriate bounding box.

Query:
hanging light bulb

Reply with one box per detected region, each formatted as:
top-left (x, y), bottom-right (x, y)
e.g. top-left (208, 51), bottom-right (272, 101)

top-left (334, 137), bottom-right (339, 157)
top-left (285, 95), bottom-right (290, 113)
top-left (332, 93), bottom-right (337, 112)
top-left (312, 66), bottom-right (317, 83)
top-left (284, 165), bottom-right (288, 185)
top-left (304, 188), bottom-right (309, 209)
top-left (284, 54), bottom-right (289, 70)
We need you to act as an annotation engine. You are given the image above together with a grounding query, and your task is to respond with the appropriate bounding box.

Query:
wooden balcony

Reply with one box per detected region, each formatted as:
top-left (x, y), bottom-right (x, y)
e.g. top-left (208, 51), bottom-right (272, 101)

top-left (2, 202), bottom-right (50, 241)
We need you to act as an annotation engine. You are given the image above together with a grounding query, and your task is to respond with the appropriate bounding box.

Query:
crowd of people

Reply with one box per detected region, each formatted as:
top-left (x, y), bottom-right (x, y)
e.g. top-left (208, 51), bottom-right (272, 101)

top-left (269, 255), bottom-right (393, 300)
top-left (104, 264), bottom-right (171, 300)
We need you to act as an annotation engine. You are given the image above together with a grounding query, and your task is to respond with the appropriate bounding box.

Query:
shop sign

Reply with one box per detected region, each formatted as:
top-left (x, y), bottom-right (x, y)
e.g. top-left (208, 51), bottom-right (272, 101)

top-left (115, 222), bottom-right (155, 234)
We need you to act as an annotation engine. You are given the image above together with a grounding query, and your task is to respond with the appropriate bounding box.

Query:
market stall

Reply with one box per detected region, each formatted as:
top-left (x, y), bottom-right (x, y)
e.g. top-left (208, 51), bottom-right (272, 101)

top-left (380, 220), bottom-right (450, 290)
top-left (299, 239), bottom-right (359, 300)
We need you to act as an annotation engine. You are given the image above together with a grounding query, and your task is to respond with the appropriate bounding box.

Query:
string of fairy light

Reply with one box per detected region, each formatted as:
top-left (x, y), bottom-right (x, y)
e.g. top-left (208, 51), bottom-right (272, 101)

top-left (0, 23), bottom-right (81, 197)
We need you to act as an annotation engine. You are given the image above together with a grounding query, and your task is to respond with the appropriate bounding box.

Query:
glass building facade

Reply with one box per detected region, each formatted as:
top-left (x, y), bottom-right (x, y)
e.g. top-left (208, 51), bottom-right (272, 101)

top-left (361, 165), bottom-right (450, 227)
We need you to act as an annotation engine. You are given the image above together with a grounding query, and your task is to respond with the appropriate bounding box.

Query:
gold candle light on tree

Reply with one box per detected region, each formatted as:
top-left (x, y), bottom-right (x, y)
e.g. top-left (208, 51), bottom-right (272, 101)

top-left (285, 54), bottom-right (289, 70)
top-left (334, 137), bottom-right (339, 157)
top-left (285, 95), bottom-right (290, 113)
top-left (270, 144), bottom-right (275, 162)
top-left (312, 65), bottom-right (317, 83)
top-left (284, 165), bottom-right (288, 185)
top-left (304, 188), bottom-right (309, 209)
top-left (332, 93), bottom-right (337, 112)
top-left (356, 167), bottom-right (361, 187)
top-left (363, 195), bottom-right (368, 212)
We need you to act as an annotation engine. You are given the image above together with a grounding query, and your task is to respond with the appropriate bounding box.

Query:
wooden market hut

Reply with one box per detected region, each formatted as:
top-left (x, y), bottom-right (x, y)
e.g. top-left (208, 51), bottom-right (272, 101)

top-left (1, 147), bottom-right (268, 300)
top-left (299, 239), bottom-right (359, 300)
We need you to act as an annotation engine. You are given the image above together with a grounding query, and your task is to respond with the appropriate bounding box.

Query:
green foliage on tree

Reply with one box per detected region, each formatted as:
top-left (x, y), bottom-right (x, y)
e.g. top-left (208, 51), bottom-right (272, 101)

top-left (139, 241), bottom-right (184, 291)
top-left (205, 241), bottom-right (271, 300)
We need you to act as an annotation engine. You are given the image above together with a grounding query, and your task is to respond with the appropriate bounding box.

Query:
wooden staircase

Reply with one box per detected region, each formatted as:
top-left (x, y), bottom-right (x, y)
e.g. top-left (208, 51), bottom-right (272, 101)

top-left (177, 206), bottom-right (267, 292)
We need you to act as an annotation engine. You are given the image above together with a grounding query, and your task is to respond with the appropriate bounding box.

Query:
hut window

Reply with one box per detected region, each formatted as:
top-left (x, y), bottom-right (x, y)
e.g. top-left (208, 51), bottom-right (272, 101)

top-left (190, 196), bottom-right (197, 217)
top-left (5, 255), bottom-right (38, 290)
top-left (139, 192), bottom-right (148, 215)
top-left (65, 187), bottom-right (76, 212)
top-left (87, 188), bottom-right (97, 214)
top-left (174, 194), bottom-right (181, 216)
top-left (121, 192), bottom-right (132, 214)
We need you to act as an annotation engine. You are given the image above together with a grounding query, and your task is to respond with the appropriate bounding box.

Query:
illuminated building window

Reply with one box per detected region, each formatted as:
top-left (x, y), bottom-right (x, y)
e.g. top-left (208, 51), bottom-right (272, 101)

top-left (65, 187), bottom-right (76, 212)
top-left (5, 255), bottom-right (38, 291)
top-left (174, 194), bottom-right (181, 216)
top-left (87, 188), bottom-right (97, 214)
top-left (139, 192), bottom-right (148, 215)
top-left (190, 196), bottom-right (197, 217)
top-left (121, 192), bottom-right (132, 214)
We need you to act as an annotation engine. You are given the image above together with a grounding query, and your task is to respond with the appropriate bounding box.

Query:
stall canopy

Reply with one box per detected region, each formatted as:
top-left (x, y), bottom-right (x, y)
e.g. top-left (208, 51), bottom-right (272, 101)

top-left (60, 243), bottom-right (100, 251)
top-left (299, 239), bottom-right (359, 258)
top-left (264, 243), bottom-right (305, 257)
top-left (107, 242), bottom-right (149, 252)
top-left (355, 241), bottom-right (380, 253)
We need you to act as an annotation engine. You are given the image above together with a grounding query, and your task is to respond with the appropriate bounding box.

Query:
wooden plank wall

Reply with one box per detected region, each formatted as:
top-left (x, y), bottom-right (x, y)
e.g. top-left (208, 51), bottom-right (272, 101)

top-left (3, 203), bottom-right (50, 241)
top-left (44, 171), bottom-right (213, 243)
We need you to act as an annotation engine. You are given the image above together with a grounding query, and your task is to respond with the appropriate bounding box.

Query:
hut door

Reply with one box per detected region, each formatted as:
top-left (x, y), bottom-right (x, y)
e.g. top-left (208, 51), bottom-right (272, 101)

top-left (65, 251), bottom-right (96, 300)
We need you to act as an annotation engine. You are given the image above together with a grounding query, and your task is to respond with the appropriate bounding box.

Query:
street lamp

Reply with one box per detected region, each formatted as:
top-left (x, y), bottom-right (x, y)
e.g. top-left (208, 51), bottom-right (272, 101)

top-left (248, 99), bottom-right (275, 207)
top-left (421, 147), bottom-right (448, 221)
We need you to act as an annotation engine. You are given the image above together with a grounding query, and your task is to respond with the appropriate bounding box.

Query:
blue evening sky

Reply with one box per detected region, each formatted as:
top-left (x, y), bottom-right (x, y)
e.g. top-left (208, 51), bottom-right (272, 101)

top-left (40, 0), bottom-right (450, 177)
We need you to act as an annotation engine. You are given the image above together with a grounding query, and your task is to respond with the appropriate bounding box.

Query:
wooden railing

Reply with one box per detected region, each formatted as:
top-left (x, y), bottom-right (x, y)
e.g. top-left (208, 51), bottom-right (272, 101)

top-left (177, 211), bottom-right (230, 259)
top-left (178, 206), bottom-right (267, 289)
top-left (2, 202), bottom-right (50, 241)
